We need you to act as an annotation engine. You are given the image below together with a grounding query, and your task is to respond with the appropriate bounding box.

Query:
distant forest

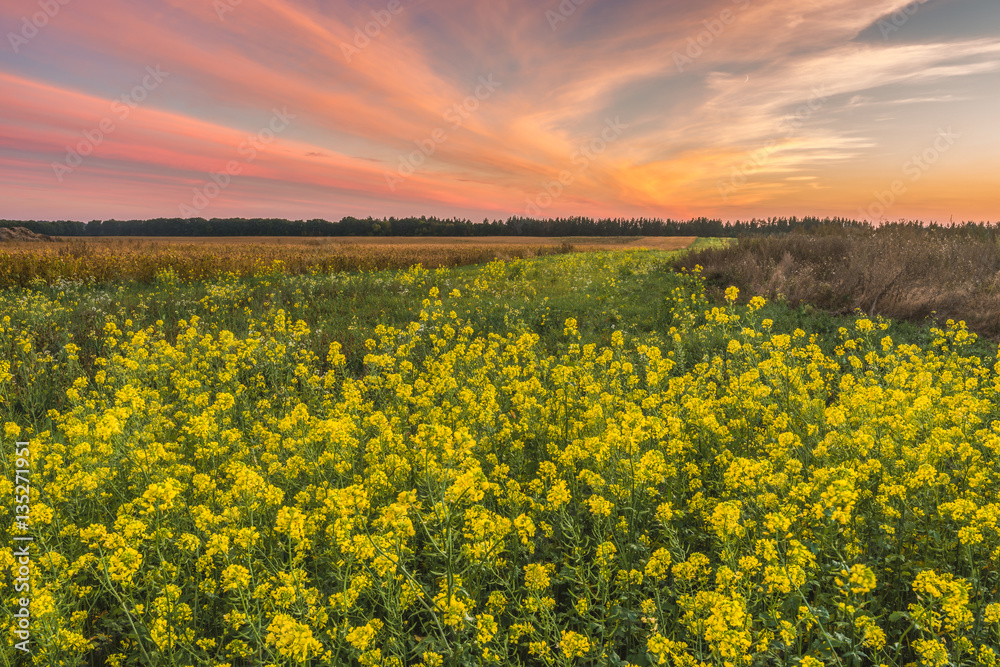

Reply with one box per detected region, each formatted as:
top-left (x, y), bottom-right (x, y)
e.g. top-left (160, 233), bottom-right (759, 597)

top-left (1, 216), bottom-right (996, 238)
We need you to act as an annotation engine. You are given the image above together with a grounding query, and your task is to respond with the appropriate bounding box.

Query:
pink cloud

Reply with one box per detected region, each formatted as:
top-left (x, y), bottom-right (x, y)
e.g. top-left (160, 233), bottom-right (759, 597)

top-left (1, 0), bottom-right (997, 221)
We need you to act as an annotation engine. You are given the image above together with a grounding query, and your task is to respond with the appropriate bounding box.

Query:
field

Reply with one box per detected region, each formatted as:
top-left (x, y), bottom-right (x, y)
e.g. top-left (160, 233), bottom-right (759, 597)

top-left (2, 241), bottom-right (999, 666)
top-left (675, 225), bottom-right (1000, 338)
top-left (0, 237), bottom-right (696, 289)
top-left (61, 237), bottom-right (695, 250)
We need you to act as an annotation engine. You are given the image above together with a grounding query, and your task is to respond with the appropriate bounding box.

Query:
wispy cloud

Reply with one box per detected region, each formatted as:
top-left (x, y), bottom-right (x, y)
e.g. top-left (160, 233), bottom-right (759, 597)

top-left (1, 0), bottom-right (998, 221)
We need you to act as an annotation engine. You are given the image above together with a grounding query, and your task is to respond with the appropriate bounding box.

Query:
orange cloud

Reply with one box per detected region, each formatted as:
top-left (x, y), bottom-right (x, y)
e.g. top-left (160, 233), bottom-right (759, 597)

top-left (1, 0), bottom-right (997, 221)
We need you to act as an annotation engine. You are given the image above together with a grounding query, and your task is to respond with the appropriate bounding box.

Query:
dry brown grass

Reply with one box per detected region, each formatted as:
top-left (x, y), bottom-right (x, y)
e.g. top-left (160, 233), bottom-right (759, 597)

top-left (0, 236), bottom-right (694, 287)
top-left (675, 227), bottom-right (1000, 336)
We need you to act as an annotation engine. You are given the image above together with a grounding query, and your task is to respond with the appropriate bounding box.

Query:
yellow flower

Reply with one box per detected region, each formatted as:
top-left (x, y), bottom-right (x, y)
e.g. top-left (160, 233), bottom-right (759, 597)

top-left (221, 564), bottom-right (251, 592)
top-left (709, 500), bottom-right (743, 539)
top-left (346, 619), bottom-right (383, 651)
top-left (477, 613), bottom-right (498, 644)
top-left (559, 631), bottom-right (591, 660)
top-left (847, 564), bottom-right (876, 595)
top-left (524, 563), bottom-right (552, 592)
top-left (646, 633), bottom-right (689, 666)
top-left (655, 502), bottom-right (674, 524)
top-left (266, 614), bottom-right (324, 662)
top-left (105, 547), bottom-right (143, 586)
top-left (421, 652), bottom-right (444, 667)
top-left (985, 603), bottom-right (1000, 625)
top-left (586, 495), bottom-right (614, 517)
top-left (914, 638), bottom-right (950, 667)
top-left (645, 548), bottom-right (672, 580)
top-left (274, 506), bottom-right (308, 542)
top-left (547, 480), bottom-right (571, 509)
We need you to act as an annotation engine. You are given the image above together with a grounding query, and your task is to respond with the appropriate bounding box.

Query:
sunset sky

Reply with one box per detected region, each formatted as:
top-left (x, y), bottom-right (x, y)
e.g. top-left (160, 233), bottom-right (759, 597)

top-left (1, 0), bottom-right (998, 223)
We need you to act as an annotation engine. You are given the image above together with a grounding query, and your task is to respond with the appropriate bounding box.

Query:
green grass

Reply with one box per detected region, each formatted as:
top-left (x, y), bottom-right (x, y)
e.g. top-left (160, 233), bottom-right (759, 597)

top-left (685, 236), bottom-right (735, 251)
top-left (4, 239), bottom-right (999, 666)
top-left (4, 240), bottom-right (994, 427)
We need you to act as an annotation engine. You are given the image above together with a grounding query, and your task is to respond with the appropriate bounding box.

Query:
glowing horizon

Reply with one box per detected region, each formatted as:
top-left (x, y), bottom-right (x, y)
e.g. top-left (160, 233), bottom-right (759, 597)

top-left (1, 0), bottom-right (998, 223)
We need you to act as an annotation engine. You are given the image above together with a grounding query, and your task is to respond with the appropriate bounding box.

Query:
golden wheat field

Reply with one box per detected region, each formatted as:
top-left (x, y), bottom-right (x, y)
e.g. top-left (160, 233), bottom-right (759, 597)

top-left (1, 246), bottom-right (998, 666)
top-left (49, 237), bottom-right (694, 249)
top-left (0, 237), bottom-right (695, 288)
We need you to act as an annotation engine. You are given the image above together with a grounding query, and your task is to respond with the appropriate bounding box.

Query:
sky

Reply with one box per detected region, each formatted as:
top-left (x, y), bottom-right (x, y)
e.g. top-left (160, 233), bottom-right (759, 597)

top-left (1, 0), bottom-right (998, 223)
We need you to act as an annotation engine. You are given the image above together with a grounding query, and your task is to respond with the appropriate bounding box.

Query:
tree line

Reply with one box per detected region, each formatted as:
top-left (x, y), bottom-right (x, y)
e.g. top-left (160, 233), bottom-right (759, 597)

top-left (1, 216), bottom-right (996, 238)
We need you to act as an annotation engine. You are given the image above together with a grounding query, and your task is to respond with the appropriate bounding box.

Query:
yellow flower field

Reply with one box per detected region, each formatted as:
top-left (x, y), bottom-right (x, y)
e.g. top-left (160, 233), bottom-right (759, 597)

top-left (1, 251), bottom-right (999, 666)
